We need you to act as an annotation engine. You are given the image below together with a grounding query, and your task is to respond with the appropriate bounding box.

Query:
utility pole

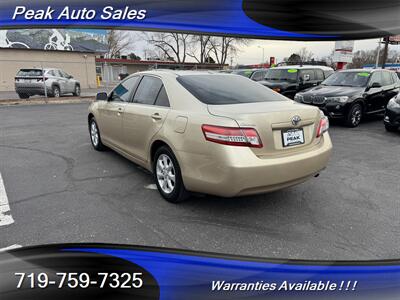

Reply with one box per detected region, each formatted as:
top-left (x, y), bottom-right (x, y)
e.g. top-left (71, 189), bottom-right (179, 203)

top-left (375, 38), bottom-right (382, 68)
top-left (258, 46), bottom-right (265, 66)
top-left (380, 36), bottom-right (390, 69)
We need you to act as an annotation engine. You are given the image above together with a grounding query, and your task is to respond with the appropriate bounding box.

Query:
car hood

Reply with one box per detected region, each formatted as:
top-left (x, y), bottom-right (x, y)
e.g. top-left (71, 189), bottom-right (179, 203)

top-left (301, 85), bottom-right (364, 97)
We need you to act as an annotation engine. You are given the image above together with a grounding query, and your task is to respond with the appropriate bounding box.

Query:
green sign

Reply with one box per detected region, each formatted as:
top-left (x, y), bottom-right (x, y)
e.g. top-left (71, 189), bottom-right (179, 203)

top-left (287, 69), bottom-right (298, 73)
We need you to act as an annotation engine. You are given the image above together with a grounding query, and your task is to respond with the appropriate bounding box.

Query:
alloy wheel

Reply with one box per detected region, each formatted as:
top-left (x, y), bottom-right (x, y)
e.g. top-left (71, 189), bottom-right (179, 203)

top-left (156, 154), bottom-right (176, 194)
top-left (351, 108), bottom-right (362, 126)
top-left (90, 121), bottom-right (99, 147)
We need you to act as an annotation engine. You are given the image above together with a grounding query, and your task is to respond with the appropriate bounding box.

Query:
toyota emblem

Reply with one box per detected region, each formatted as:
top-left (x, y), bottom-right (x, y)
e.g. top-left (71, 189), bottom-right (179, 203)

top-left (291, 115), bottom-right (301, 126)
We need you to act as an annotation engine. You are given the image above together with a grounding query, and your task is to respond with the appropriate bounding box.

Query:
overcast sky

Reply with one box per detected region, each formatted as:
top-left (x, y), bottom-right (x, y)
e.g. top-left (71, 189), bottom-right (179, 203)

top-left (128, 32), bottom-right (400, 65)
top-left (234, 39), bottom-right (381, 65)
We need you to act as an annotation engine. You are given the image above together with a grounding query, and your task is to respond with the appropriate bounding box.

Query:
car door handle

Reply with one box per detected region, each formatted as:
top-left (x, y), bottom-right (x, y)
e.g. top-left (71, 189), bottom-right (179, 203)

top-left (151, 113), bottom-right (162, 120)
top-left (117, 107), bottom-right (123, 116)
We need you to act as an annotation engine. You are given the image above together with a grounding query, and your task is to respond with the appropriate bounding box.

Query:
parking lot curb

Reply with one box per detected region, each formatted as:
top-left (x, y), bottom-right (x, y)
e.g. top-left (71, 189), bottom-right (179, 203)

top-left (0, 96), bottom-right (94, 107)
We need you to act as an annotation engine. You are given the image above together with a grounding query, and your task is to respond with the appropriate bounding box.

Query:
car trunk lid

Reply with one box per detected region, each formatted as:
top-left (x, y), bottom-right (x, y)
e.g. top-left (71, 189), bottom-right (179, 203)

top-left (207, 101), bottom-right (322, 157)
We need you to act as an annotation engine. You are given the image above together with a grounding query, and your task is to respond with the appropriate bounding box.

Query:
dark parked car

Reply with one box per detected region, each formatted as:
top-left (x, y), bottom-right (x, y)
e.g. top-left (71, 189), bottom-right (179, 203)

top-left (258, 65), bottom-right (334, 99)
top-left (295, 69), bottom-right (400, 127)
top-left (118, 73), bottom-right (129, 81)
top-left (384, 92), bottom-right (400, 132)
top-left (232, 69), bottom-right (268, 81)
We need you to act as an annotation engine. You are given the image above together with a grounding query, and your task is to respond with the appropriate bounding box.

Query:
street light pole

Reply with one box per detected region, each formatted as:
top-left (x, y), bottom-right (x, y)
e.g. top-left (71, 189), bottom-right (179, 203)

top-left (257, 46), bottom-right (265, 66)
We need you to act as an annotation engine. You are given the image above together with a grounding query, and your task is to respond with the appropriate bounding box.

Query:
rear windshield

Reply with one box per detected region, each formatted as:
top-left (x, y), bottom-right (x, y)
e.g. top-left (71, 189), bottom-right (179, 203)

top-left (177, 74), bottom-right (288, 105)
top-left (265, 69), bottom-right (298, 82)
top-left (17, 69), bottom-right (43, 77)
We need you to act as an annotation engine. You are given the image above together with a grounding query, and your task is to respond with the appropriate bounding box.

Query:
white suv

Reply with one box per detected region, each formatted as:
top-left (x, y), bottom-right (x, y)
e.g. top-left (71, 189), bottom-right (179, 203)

top-left (15, 68), bottom-right (81, 99)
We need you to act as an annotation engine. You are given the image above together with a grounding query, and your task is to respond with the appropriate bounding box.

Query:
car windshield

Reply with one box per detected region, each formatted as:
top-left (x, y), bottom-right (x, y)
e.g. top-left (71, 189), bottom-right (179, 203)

top-left (17, 69), bottom-right (43, 77)
top-left (232, 70), bottom-right (253, 78)
top-left (322, 71), bottom-right (370, 87)
top-left (264, 69), bottom-right (298, 82)
top-left (177, 74), bottom-right (288, 105)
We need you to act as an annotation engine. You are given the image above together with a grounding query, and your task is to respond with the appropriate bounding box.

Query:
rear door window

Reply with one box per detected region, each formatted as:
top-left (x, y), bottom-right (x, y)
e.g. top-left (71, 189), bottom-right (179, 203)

top-left (154, 86), bottom-right (170, 107)
top-left (300, 69), bottom-right (316, 81)
top-left (133, 76), bottom-right (163, 105)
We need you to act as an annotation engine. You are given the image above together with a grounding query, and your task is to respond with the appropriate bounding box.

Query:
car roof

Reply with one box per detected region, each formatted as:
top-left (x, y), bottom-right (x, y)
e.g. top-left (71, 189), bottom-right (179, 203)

top-left (134, 70), bottom-right (226, 78)
top-left (272, 65), bottom-right (333, 70)
top-left (339, 68), bottom-right (394, 73)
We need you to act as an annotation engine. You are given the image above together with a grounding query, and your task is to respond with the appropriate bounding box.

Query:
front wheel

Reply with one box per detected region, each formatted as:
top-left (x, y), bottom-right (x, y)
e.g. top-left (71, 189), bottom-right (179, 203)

top-left (345, 103), bottom-right (363, 127)
top-left (51, 86), bottom-right (60, 98)
top-left (89, 118), bottom-right (105, 151)
top-left (385, 124), bottom-right (398, 132)
top-left (153, 146), bottom-right (189, 203)
top-left (73, 85), bottom-right (81, 96)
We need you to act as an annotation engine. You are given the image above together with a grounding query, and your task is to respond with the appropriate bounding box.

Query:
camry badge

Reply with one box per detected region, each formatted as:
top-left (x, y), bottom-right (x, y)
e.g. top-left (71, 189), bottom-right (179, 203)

top-left (291, 115), bottom-right (301, 126)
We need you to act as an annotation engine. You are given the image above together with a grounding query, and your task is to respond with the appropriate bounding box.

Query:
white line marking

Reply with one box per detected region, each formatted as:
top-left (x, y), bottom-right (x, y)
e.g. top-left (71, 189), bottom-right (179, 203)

top-left (144, 184), bottom-right (157, 190)
top-left (0, 244), bottom-right (22, 252)
top-left (0, 172), bottom-right (14, 227)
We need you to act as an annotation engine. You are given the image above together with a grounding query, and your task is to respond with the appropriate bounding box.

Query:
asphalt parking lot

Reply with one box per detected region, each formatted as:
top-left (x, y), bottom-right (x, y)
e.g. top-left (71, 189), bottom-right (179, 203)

top-left (0, 103), bottom-right (399, 260)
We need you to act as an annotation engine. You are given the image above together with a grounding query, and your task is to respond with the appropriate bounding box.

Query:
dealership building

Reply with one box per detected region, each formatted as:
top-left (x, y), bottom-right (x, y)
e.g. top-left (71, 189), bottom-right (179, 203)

top-left (0, 48), bottom-right (98, 92)
top-left (0, 29), bottom-right (227, 93)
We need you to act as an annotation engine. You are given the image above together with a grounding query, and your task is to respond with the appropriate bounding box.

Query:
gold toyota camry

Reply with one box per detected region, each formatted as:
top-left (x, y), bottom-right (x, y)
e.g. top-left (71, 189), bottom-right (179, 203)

top-left (88, 70), bottom-right (332, 203)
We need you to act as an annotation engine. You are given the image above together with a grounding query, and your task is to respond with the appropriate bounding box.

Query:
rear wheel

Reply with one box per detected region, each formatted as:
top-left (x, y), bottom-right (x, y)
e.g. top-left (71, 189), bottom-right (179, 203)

top-left (89, 118), bottom-right (105, 151)
top-left (153, 146), bottom-right (189, 203)
top-left (18, 93), bottom-right (29, 99)
top-left (385, 124), bottom-right (397, 132)
top-left (345, 103), bottom-right (363, 127)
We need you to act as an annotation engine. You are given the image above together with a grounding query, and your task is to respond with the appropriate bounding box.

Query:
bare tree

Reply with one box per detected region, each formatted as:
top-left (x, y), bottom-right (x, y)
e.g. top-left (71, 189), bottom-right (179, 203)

top-left (208, 37), bottom-right (251, 66)
top-left (187, 35), bottom-right (212, 63)
top-left (296, 47), bottom-right (314, 62)
top-left (106, 30), bottom-right (133, 58)
top-left (145, 32), bottom-right (191, 63)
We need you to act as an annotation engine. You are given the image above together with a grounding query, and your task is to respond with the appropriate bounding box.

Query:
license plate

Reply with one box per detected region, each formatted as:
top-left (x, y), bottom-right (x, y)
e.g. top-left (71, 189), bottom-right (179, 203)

top-left (282, 128), bottom-right (305, 147)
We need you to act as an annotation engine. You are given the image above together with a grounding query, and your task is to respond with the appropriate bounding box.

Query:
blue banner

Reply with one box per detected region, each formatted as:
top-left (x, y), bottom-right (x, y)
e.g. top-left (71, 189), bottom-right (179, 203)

top-left (1, 244), bottom-right (399, 299)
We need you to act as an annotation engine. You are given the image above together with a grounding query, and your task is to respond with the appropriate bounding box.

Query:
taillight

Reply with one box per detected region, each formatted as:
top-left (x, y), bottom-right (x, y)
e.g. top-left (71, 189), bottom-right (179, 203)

top-left (201, 125), bottom-right (263, 148)
top-left (316, 115), bottom-right (329, 137)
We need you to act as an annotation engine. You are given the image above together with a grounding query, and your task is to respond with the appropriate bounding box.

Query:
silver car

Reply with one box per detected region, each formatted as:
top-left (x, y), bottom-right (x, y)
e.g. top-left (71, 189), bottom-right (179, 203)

top-left (15, 68), bottom-right (81, 99)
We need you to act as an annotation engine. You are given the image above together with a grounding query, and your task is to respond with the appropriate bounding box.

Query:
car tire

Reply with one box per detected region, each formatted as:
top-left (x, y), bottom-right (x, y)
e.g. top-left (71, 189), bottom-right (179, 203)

top-left (153, 146), bottom-right (189, 203)
top-left (345, 103), bottom-right (363, 127)
top-left (51, 86), bottom-right (60, 98)
top-left (89, 118), bottom-right (105, 151)
top-left (73, 85), bottom-right (81, 96)
top-left (385, 124), bottom-right (397, 132)
top-left (18, 93), bottom-right (29, 99)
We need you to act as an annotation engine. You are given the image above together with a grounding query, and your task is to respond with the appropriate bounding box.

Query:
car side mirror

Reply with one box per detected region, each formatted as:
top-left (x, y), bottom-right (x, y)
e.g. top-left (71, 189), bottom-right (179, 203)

top-left (96, 92), bottom-right (108, 101)
top-left (68, 75), bottom-right (73, 79)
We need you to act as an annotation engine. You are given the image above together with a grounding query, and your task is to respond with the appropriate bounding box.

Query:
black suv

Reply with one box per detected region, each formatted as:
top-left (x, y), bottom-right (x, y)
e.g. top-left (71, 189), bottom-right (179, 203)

top-left (232, 69), bottom-right (268, 82)
top-left (295, 69), bottom-right (400, 127)
top-left (258, 65), bottom-right (334, 99)
top-left (384, 92), bottom-right (400, 132)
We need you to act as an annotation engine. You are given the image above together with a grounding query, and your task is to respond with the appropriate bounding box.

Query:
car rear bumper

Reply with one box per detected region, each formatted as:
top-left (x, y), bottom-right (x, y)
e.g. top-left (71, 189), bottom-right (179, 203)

top-left (178, 133), bottom-right (333, 197)
top-left (15, 83), bottom-right (50, 96)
